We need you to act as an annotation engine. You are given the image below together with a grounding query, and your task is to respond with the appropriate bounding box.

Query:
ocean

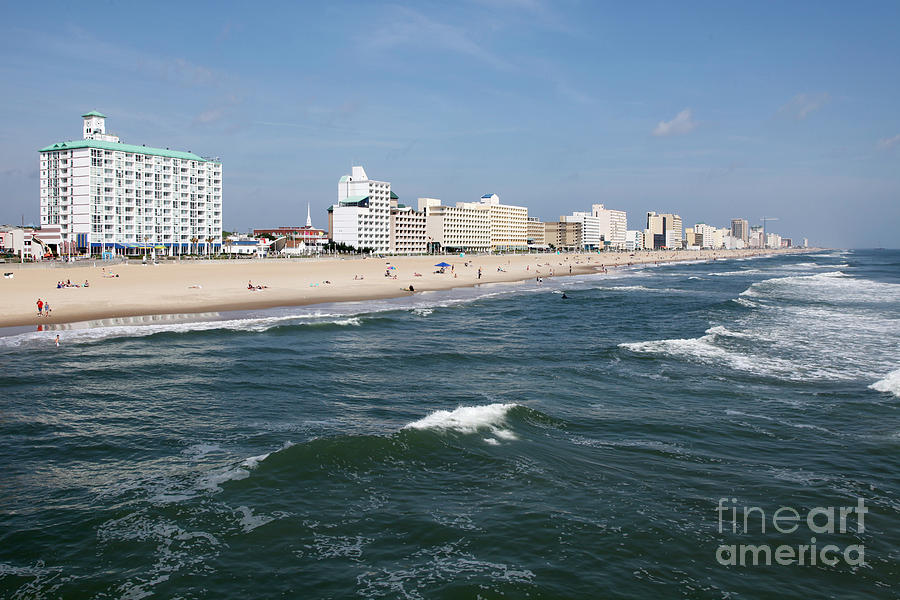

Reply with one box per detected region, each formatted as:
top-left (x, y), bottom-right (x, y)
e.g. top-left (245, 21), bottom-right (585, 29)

top-left (1, 249), bottom-right (898, 599)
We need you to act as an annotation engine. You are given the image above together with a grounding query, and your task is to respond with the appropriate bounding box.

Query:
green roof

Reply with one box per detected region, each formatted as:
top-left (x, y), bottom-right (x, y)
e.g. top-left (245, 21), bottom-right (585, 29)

top-left (339, 175), bottom-right (350, 183)
top-left (341, 195), bottom-right (369, 203)
top-left (81, 111), bottom-right (107, 118)
top-left (38, 138), bottom-right (216, 162)
top-left (390, 191), bottom-right (398, 199)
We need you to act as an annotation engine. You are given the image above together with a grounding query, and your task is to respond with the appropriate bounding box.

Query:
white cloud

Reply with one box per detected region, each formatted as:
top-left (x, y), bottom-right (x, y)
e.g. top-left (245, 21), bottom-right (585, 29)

top-left (877, 134), bottom-right (900, 150)
top-left (778, 93), bottom-right (829, 120)
top-left (652, 108), bottom-right (697, 137)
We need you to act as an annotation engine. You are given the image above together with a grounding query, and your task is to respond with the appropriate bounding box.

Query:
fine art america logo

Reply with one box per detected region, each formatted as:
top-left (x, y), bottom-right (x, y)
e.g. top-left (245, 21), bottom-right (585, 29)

top-left (715, 498), bottom-right (867, 567)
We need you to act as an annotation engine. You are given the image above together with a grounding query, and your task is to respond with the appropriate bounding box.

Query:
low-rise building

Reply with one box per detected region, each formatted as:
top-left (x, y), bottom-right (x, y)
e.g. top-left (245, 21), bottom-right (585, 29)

top-left (625, 229), bottom-right (644, 251)
top-left (222, 237), bottom-right (268, 257)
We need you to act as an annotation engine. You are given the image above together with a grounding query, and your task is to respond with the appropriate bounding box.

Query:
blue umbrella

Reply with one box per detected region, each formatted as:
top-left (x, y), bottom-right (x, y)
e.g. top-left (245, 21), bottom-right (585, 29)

top-left (435, 262), bottom-right (451, 267)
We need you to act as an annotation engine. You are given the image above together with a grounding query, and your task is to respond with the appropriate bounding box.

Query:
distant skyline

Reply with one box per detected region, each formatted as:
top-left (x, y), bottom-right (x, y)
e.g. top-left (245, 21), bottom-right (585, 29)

top-left (2, 1), bottom-right (898, 248)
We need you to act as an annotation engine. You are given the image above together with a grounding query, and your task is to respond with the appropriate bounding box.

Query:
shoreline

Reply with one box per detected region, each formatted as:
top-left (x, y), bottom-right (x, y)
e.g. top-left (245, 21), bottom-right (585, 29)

top-left (0, 249), bottom-right (815, 328)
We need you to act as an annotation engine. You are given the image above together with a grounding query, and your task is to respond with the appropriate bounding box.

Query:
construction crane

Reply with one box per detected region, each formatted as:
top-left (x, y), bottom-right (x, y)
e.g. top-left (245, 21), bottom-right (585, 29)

top-left (761, 217), bottom-right (779, 248)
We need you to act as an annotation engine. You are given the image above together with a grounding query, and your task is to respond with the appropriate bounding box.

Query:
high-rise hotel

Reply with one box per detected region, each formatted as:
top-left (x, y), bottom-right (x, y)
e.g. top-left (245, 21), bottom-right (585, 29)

top-left (39, 112), bottom-right (222, 253)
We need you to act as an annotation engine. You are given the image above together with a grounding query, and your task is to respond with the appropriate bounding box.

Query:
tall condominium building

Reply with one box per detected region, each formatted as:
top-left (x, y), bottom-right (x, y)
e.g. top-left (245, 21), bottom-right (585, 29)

top-left (561, 212), bottom-right (601, 249)
top-left (39, 112), bottom-right (222, 253)
top-left (544, 221), bottom-right (583, 249)
top-left (477, 194), bottom-right (528, 252)
top-left (592, 204), bottom-right (628, 249)
top-left (420, 198), bottom-right (491, 253)
top-left (330, 165), bottom-right (391, 253)
top-left (390, 195), bottom-right (427, 254)
top-left (731, 218), bottom-right (750, 244)
top-left (645, 212), bottom-right (683, 249)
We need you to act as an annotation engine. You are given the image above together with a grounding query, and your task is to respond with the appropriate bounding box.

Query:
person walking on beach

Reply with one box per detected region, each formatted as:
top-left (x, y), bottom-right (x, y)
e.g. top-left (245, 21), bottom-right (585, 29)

top-left (44, 300), bottom-right (51, 316)
top-left (477, 268), bottom-right (482, 280)
top-left (36, 298), bottom-right (43, 317)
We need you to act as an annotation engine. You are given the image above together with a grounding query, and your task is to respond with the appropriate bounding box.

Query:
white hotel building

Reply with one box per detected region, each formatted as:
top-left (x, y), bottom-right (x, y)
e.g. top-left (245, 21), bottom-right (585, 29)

top-left (330, 165), bottom-right (391, 253)
top-left (477, 193), bottom-right (528, 252)
top-left (592, 204), bottom-right (628, 250)
top-left (420, 198), bottom-right (491, 253)
top-left (39, 112), bottom-right (222, 254)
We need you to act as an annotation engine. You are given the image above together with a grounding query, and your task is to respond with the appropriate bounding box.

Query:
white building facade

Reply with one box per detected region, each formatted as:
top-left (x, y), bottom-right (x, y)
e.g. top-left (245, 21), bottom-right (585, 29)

top-left (39, 112), bottom-right (222, 254)
top-left (625, 229), bottom-right (644, 251)
top-left (592, 204), bottom-right (627, 249)
top-left (478, 194), bottom-right (528, 252)
top-left (420, 198), bottom-right (491, 253)
top-left (331, 166), bottom-right (391, 253)
top-left (561, 212), bottom-right (601, 249)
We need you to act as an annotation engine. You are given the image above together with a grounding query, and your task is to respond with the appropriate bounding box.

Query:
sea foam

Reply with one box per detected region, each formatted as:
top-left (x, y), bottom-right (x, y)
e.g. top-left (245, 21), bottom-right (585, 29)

top-left (870, 368), bottom-right (900, 398)
top-left (404, 403), bottom-right (519, 442)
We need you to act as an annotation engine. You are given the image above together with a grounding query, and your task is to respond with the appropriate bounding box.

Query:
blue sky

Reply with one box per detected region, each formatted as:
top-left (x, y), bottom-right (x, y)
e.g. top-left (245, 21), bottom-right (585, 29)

top-left (1, 0), bottom-right (898, 247)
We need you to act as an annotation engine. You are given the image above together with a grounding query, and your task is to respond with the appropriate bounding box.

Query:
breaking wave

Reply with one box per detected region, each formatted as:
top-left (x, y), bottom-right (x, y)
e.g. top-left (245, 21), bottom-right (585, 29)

top-left (870, 369), bottom-right (900, 398)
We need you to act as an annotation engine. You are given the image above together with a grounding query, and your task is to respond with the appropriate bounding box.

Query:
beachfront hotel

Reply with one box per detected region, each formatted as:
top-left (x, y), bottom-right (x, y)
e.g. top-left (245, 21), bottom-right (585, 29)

top-left (419, 198), bottom-right (491, 253)
top-left (419, 194), bottom-right (527, 254)
top-left (644, 211), bottom-right (683, 249)
top-left (329, 165), bottom-right (391, 254)
top-left (389, 196), bottom-right (427, 254)
top-left (477, 194), bottom-right (528, 252)
top-left (592, 204), bottom-right (628, 250)
top-left (544, 220), bottom-right (583, 250)
top-left (39, 112), bottom-right (222, 254)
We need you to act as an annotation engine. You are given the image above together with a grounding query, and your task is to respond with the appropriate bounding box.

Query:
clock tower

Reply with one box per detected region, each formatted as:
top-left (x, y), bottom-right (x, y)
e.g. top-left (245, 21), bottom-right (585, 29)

top-left (82, 111), bottom-right (119, 142)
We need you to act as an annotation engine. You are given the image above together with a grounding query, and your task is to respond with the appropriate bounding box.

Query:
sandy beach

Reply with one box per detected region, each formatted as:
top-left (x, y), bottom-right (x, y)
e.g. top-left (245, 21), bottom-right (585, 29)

top-left (0, 249), bottom-right (806, 327)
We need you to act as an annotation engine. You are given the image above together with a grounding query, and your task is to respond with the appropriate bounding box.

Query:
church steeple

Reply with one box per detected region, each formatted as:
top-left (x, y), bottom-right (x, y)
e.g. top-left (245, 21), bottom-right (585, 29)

top-left (306, 203), bottom-right (312, 228)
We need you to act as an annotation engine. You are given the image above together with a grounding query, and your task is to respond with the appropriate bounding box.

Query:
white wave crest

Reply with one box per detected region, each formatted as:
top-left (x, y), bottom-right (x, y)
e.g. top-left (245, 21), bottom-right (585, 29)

top-left (0, 311), bottom-right (359, 350)
top-left (605, 285), bottom-right (687, 293)
top-left (705, 325), bottom-right (752, 338)
top-left (619, 332), bottom-right (794, 378)
top-left (709, 269), bottom-right (761, 276)
top-left (740, 271), bottom-right (898, 304)
top-left (403, 403), bottom-right (519, 442)
top-left (732, 297), bottom-right (759, 308)
top-left (869, 368), bottom-right (900, 398)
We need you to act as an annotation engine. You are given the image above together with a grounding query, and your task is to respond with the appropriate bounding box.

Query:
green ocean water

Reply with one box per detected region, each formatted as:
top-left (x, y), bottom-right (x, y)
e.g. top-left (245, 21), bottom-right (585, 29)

top-left (1, 250), bottom-right (898, 598)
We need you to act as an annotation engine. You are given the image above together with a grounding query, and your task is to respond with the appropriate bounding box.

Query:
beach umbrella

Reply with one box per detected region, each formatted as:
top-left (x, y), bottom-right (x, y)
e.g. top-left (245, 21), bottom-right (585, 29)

top-left (435, 262), bottom-right (451, 267)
